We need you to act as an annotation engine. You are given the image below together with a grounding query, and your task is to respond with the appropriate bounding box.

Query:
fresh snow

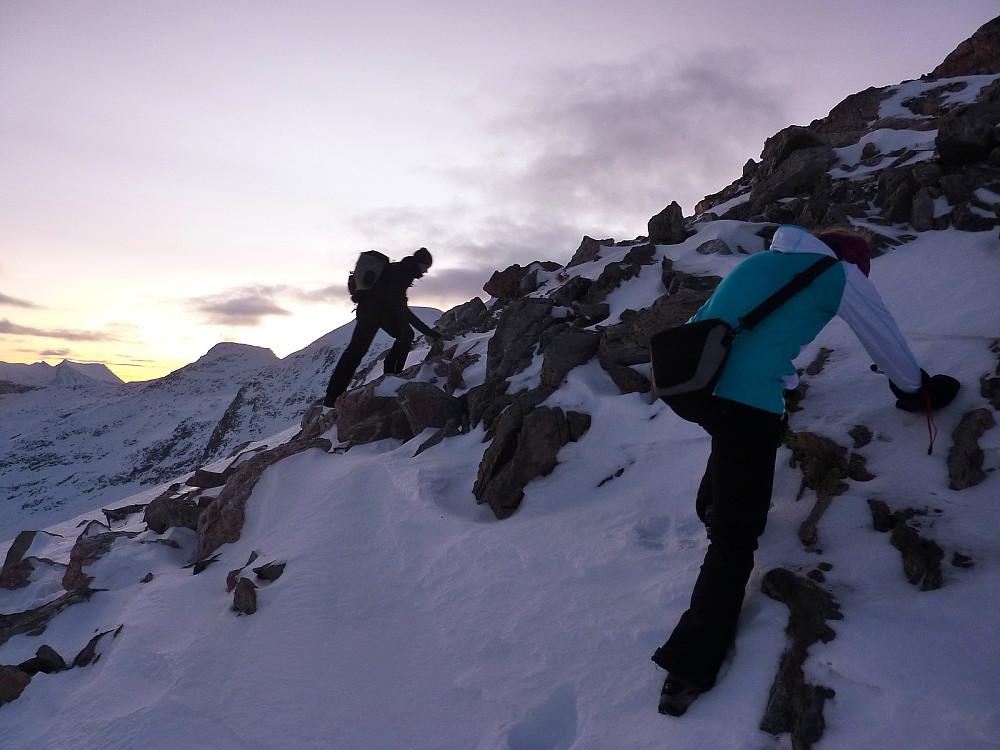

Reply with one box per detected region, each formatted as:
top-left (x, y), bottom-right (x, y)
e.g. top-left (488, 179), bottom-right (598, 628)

top-left (2, 223), bottom-right (998, 749)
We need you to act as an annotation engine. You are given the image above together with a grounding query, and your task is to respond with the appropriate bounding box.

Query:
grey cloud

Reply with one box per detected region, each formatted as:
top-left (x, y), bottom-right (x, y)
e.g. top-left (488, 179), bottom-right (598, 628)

top-left (39, 348), bottom-right (71, 357)
top-left (462, 47), bottom-right (791, 220)
top-left (0, 318), bottom-right (122, 342)
top-left (0, 291), bottom-right (42, 309)
top-left (344, 47), bottom-right (792, 315)
top-left (187, 285), bottom-right (294, 327)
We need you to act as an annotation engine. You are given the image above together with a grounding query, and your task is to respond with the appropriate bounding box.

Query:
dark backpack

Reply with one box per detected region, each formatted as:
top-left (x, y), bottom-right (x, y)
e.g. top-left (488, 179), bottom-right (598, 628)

top-left (348, 251), bottom-right (390, 303)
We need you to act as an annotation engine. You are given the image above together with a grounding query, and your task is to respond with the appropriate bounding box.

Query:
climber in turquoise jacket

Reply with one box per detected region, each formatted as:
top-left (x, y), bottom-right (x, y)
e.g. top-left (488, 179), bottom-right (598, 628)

top-left (653, 224), bottom-right (960, 717)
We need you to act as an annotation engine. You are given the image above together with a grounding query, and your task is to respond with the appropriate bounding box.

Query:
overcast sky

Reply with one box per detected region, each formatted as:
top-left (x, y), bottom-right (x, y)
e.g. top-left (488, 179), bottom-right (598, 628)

top-left (1, 1), bottom-right (995, 381)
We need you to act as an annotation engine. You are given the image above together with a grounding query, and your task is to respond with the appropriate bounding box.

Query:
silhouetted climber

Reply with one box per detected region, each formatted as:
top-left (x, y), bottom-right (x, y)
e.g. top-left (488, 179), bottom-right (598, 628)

top-left (651, 225), bottom-right (960, 717)
top-left (323, 247), bottom-right (440, 407)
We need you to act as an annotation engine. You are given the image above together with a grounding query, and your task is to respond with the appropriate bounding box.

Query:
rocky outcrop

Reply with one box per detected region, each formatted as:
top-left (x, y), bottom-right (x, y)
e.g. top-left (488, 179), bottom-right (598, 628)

top-left (196, 436), bottom-right (333, 560)
top-left (785, 431), bottom-right (874, 548)
top-left (62, 524), bottom-right (139, 591)
top-left (928, 17), bottom-right (1000, 79)
top-left (760, 568), bottom-right (842, 750)
top-left (948, 408), bottom-right (997, 490)
top-left (647, 202), bottom-right (688, 245)
top-left (473, 405), bottom-right (591, 519)
top-left (867, 499), bottom-right (946, 591)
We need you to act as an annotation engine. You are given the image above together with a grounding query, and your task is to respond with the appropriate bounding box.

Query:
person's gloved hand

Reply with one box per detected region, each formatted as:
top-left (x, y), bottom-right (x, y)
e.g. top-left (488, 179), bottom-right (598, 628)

top-left (890, 370), bottom-right (960, 411)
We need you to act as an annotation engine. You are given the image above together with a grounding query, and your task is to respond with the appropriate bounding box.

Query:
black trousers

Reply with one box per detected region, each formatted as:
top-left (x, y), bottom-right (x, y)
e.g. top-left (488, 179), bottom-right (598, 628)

top-left (652, 394), bottom-right (783, 688)
top-left (324, 308), bottom-right (414, 405)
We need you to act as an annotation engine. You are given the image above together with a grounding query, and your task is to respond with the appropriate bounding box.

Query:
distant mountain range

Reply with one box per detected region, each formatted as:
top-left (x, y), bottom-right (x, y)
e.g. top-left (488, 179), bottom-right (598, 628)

top-left (0, 308), bottom-right (441, 539)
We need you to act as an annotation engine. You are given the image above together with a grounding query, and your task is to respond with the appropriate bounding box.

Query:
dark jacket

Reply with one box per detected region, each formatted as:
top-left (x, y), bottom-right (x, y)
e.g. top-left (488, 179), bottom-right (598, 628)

top-left (358, 256), bottom-right (436, 337)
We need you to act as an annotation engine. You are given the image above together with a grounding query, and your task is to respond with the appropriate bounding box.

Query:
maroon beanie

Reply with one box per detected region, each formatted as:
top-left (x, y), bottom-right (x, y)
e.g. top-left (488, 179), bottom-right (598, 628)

top-left (818, 231), bottom-right (871, 276)
top-left (413, 247), bottom-right (433, 267)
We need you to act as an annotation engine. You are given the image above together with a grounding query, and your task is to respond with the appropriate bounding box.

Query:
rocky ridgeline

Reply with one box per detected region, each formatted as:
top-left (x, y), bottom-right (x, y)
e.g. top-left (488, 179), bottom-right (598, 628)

top-left (4, 17), bottom-right (1000, 745)
top-left (693, 17), bottom-right (1000, 247)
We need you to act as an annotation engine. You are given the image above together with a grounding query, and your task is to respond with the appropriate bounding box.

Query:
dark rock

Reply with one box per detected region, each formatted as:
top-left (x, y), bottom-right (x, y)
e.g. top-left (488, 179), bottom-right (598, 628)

top-left (550, 276), bottom-right (594, 307)
top-left (948, 408), bottom-right (997, 489)
top-left (877, 166), bottom-right (922, 224)
top-left (0, 665), bottom-right (31, 706)
top-left (0, 589), bottom-right (96, 649)
top-left (62, 529), bottom-right (139, 591)
top-left (253, 561), bottom-right (286, 582)
top-left (233, 577), bottom-right (258, 615)
top-left (414, 418), bottom-right (464, 456)
top-left (760, 568), bottom-right (841, 749)
top-left (144, 487), bottom-right (203, 534)
top-left (396, 382), bottom-right (464, 435)
top-left (226, 551), bottom-right (260, 591)
top-left (928, 17), bottom-right (1000, 79)
top-left (483, 264), bottom-right (531, 299)
top-left (911, 187), bottom-right (936, 231)
top-left (849, 425), bottom-right (873, 449)
top-left (566, 236), bottom-right (613, 268)
top-left (785, 432), bottom-right (860, 548)
top-left (540, 330), bottom-right (601, 389)
top-left (436, 297), bottom-right (491, 336)
top-left (695, 238), bottom-right (735, 255)
top-left (334, 386), bottom-right (414, 445)
top-left (867, 499), bottom-right (946, 590)
top-left (101, 504), bottom-right (147, 524)
top-left (951, 202), bottom-right (998, 232)
top-left (647, 202), bottom-right (688, 245)
top-left (187, 468), bottom-right (231, 489)
top-left (473, 405), bottom-right (590, 519)
top-left (197, 437), bottom-right (332, 560)
top-left (73, 626), bottom-right (120, 668)
top-left (17, 645), bottom-right (66, 676)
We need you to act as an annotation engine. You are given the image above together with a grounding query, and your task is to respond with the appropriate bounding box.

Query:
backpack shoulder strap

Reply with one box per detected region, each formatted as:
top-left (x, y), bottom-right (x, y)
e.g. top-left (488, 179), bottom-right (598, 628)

top-left (738, 255), bottom-right (839, 332)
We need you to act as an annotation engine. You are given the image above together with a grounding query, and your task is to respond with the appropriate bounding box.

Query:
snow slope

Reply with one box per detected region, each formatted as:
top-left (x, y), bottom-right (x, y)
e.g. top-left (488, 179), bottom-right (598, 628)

top-left (1, 225), bottom-right (998, 749)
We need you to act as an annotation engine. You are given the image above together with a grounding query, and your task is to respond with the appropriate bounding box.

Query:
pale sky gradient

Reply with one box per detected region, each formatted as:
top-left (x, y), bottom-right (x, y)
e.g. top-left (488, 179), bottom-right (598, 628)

top-left (2, 1), bottom-right (995, 381)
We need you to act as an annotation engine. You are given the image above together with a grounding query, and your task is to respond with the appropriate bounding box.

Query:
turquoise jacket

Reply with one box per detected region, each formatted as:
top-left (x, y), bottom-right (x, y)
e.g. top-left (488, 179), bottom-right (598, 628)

top-left (690, 225), bottom-right (923, 413)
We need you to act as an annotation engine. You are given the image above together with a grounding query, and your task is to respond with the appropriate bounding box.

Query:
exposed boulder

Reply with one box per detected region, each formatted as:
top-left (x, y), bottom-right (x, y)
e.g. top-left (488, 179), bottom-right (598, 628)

top-left (483, 262), bottom-right (561, 299)
top-left (948, 408), bottom-right (997, 490)
top-left (647, 202), bottom-right (688, 245)
top-left (233, 577), bottom-right (258, 615)
top-left (749, 145), bottom-right (836, 215)
top-left (473, 405), bottom-right (591, 519)
top-left (435, 297), bottom-right (491, 336)
top-left (144, 486), bottom-right (203, 535)
top-left (396, 382), bottom-right (464, 435)
top-left (0, 665), bottom-right (32, 706)
top-left (17, 645), bottom-right (66, 676)
top-left (566, 236), bottom-right (613, 268)
top-left (334, 385), bottom-right (414, 445)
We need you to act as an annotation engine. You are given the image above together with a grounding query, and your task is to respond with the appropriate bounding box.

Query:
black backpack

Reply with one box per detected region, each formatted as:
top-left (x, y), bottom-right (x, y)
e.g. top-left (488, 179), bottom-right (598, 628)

top-left (348, 251), bottom-right (390, 303)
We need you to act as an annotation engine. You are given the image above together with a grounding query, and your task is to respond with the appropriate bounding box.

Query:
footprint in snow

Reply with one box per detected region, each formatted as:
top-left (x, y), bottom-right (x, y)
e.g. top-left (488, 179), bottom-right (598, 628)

top-left (505, 684), bottom-right (579, 750)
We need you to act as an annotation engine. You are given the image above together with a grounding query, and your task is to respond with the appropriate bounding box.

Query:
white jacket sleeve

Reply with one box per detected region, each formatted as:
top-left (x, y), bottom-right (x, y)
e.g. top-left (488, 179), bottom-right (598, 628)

top-left (836, 264), bottom-right (923, 393)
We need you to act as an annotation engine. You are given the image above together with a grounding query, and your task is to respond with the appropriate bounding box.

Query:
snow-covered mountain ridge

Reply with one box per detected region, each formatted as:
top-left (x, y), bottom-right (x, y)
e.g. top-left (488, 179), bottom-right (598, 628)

top-left (0, 308), bottom-right (441, 541)
top-left (2, 17), bottom-right (999, 750)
